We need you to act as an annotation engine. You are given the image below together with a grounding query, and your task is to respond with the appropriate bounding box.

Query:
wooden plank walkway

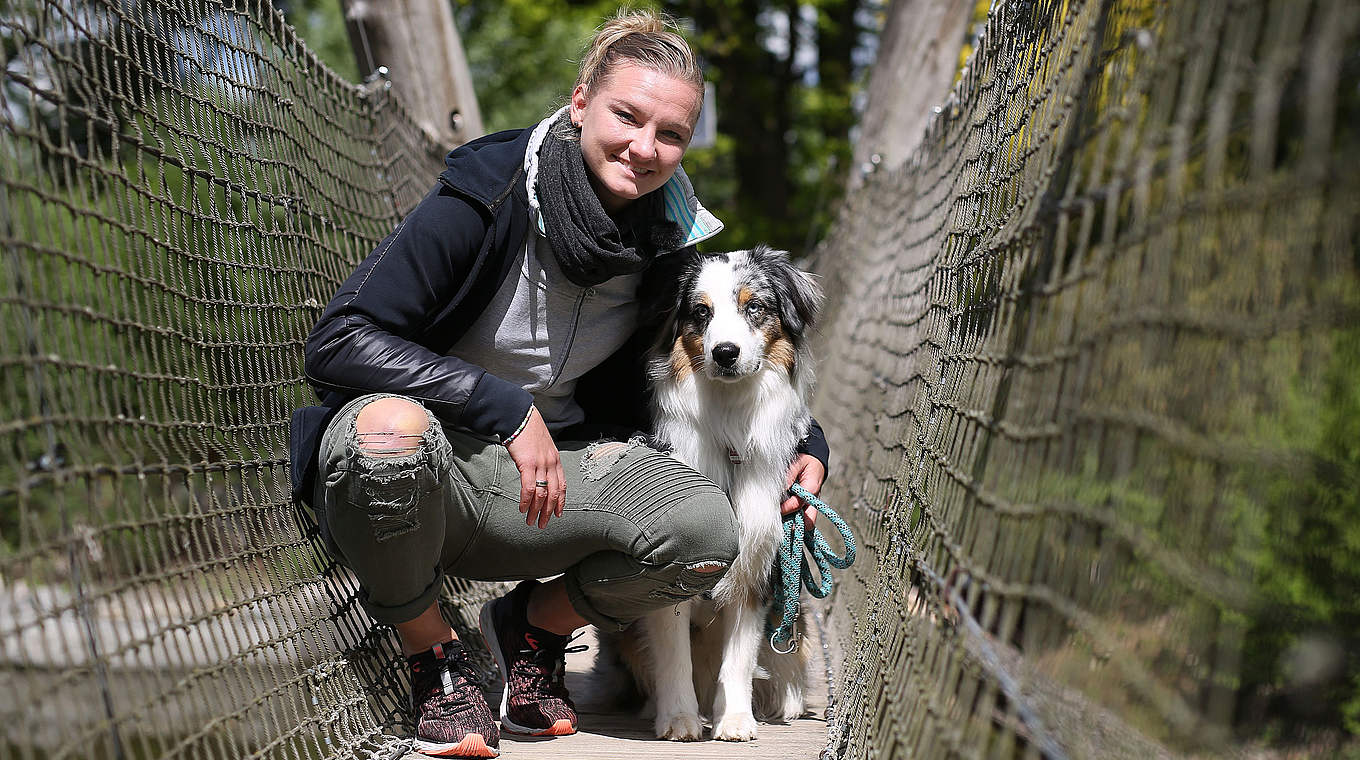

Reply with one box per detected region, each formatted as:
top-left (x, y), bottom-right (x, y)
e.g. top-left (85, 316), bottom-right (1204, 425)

top-left (403, 620), bottom-right (832, 760)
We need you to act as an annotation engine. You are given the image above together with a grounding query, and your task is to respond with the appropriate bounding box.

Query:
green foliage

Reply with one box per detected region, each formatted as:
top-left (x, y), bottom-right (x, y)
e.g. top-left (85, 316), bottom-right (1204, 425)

top-left (274, 0), bottom-right (361, 82)
top-left (661, 0), bottom-right (874, 254)
top-left (1240, 325), bottom-right (1360, 735)
top-left (453, 0), bottom-right (641, 132)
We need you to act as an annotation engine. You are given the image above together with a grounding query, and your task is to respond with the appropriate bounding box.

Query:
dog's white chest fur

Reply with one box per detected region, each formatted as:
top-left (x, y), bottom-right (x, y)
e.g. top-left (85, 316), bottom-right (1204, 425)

top-left (653, 368), bottom-right (805, 605)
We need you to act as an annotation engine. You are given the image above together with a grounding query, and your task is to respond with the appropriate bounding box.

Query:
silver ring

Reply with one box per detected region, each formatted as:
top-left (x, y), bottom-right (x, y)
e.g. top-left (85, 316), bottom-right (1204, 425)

top-left (534, 479), bottom-right (549, 488)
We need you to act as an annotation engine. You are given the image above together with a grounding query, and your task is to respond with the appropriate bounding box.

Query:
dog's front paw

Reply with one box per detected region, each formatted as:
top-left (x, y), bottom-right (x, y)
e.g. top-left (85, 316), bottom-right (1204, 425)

top-left (713, 712), bottom-right (759, 741)
top-left (655, 711), bottom-right (704, 741)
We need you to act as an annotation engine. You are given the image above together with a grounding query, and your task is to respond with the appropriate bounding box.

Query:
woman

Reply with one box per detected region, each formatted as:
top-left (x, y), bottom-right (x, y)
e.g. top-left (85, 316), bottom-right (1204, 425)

top-left (289, 11), bottom-right (829, 757)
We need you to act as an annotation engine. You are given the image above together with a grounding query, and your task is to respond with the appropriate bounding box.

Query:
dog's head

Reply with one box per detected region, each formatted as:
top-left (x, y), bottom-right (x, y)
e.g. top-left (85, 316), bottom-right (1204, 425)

top-left (661, 245), bottom-right (823, 383)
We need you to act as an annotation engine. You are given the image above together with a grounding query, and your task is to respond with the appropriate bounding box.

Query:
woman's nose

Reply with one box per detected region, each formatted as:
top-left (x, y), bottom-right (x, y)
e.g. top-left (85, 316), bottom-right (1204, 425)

top-left (630, 127), bottom-right (657, 161)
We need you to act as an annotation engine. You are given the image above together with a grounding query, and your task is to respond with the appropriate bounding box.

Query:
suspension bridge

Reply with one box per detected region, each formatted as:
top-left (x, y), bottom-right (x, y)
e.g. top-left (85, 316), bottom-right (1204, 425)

top-left (2, 0), bottom-right (1357, 758)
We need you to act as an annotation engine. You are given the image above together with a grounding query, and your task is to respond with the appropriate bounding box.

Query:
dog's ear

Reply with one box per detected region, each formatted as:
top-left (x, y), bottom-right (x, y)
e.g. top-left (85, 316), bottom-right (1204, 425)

top-left (647, 248), bottom-right (704, 354)
top-left (754, 245), bottom-right (824, 338)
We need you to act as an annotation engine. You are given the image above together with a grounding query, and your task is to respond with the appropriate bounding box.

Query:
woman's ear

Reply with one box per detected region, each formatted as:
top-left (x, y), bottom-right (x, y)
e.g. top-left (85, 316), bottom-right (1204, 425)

top-left (569, 84), bottom-right (588, 127)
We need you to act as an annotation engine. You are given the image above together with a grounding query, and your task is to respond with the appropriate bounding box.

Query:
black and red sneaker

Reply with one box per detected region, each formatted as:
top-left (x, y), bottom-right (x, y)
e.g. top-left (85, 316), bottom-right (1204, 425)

top-left (407, 640), bottom-right (499, 757)
top-left (478, 580), bottom-right (582, 737)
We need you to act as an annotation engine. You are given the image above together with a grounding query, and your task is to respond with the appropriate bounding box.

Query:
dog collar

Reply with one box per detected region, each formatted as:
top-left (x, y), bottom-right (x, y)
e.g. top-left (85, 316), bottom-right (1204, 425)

top-left (726, 446), bottom-right (744, 465)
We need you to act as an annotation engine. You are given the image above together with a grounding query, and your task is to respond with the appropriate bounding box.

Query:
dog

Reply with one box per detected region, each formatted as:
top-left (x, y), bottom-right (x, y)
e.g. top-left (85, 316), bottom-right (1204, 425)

top-left (594, 245), bottom-right (824, 741)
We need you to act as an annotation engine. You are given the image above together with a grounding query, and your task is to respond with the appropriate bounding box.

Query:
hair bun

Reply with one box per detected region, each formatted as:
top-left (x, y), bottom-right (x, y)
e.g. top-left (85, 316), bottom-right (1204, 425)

top-left (575, 9), bottom-right (703, 96)
top-left (600, 10), bottom-right (668, 36)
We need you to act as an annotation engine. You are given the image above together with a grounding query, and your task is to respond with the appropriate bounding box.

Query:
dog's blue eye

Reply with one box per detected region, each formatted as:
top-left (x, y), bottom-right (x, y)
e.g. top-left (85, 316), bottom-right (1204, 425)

top-left (745, 302), bottom-right (765, 317)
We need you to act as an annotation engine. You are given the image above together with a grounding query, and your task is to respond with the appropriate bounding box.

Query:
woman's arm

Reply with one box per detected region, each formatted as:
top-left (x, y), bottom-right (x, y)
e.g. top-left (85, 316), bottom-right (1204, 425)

top-left (304, 185), bottom-right (533, 441)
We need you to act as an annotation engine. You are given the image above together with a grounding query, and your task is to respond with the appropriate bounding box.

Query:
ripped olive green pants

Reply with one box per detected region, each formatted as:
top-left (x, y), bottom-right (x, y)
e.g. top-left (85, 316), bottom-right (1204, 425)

top-left (312, 393), bottom-right (739, 630)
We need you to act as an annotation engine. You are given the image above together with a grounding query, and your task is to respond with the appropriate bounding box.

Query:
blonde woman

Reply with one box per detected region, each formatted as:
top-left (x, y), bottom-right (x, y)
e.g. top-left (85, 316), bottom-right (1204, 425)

top-left (291, 10), bottom-right (829, 756)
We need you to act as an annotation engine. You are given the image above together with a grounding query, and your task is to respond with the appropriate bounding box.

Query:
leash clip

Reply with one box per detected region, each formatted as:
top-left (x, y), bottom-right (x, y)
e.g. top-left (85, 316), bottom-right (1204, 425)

top-left (770, 630), bottom-right (799, 654)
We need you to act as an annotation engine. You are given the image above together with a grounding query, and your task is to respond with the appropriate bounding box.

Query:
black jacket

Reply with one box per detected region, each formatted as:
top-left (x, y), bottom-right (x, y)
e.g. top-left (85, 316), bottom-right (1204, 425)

top-left (289, 123), bottom-right (828, 504)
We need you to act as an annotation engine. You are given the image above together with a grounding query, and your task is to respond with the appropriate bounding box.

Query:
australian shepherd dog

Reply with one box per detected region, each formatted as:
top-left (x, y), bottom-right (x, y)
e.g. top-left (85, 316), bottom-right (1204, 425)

top-left (595, 245), bottom-right (824, 741)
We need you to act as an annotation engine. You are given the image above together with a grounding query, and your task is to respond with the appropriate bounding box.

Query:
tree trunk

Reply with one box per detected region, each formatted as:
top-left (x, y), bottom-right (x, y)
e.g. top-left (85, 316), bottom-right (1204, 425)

top-left (849, 0), bottom-right (972, 188)
top-left (340, 0), bottom-right (484, 149)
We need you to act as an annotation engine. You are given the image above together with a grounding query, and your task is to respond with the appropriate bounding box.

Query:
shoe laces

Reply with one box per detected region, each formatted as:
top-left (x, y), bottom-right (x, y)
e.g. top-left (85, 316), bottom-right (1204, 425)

top-left (512, 632), bottom-right (586, 700)
top-left (412, 644), bottom-right (478, 704)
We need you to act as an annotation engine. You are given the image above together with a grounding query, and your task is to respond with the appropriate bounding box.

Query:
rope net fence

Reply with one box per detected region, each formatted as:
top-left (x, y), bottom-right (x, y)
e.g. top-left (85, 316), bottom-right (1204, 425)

top-left (812, 0), bottom-right (1358, 758)
top-left (0, 1), bottom-right (508, 757)
top-left (2, 0), bottom-right (1358, 758)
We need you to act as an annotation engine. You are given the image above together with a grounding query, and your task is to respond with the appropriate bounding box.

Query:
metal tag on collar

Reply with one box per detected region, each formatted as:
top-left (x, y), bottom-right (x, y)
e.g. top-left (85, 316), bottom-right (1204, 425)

top-left (727, 446), bottom-right (744, 464)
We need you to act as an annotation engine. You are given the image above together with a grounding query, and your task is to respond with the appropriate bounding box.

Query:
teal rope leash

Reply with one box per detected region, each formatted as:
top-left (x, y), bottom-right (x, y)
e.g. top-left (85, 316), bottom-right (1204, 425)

top-left (769, 484), bottom-right (857, 652)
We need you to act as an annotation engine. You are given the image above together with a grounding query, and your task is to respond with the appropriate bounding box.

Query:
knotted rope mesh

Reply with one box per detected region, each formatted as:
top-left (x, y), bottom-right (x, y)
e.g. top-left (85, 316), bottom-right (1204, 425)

top-left (1, 1), bottom-right (507, 757)
top-left (814, 0), bottom-right (1358, 757)
top-left (4, 0), bottom-right (1359, 758)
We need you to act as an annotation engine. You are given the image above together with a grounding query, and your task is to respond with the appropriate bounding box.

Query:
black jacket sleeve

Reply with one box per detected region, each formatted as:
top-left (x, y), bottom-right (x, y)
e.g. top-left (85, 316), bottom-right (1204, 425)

top-left (799, 419), bottom-right (830, 472)
top-left (303, 185), bottom-right (533, 440)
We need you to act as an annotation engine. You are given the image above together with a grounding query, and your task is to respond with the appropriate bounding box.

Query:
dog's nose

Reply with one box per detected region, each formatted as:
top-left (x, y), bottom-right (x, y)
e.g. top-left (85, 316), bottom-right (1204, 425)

top-left (711, 342), bottom-right (740, 368)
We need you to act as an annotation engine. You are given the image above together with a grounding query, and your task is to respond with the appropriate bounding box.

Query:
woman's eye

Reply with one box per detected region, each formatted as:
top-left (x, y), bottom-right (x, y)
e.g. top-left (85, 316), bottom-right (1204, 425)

top-left (616, 110), bottom-right (637, 124)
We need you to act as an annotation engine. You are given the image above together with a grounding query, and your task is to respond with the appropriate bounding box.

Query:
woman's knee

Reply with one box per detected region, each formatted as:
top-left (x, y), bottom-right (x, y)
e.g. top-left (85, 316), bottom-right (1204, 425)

top-left (354, 396), bottom-right (432, 457)
top-left (324, 396), bottom-right (446, 544)
top-left (659, 489), bottom-right (740, 569)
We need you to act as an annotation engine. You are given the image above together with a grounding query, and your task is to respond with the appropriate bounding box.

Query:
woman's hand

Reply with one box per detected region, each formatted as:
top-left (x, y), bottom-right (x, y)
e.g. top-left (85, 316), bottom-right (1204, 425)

top-left (505, 408), bottom-right (566, 529)
top-left (782, 454), bottom-right (826, 534)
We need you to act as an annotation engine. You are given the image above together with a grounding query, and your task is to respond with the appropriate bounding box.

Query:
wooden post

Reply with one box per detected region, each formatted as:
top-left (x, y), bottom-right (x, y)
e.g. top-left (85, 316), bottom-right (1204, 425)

top-left (340, 0), bottom-right (484, 149)
top-left (849, 0), bottom-right (973, 188)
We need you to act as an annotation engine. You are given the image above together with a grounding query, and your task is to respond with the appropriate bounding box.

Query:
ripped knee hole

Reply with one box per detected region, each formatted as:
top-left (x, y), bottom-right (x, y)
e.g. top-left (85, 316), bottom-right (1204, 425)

top-left (688, 561), bottom-right (727, 574)
top-left (355, 431), bottom-right (425, 457)
top-left (580, 438), bottom-right (646, 481)
top-left (354, 397), bottom-right (431, 457)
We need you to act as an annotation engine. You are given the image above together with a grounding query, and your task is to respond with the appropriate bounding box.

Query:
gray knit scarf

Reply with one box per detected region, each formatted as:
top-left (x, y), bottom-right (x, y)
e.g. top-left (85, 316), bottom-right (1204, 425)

top-left (537, 117), bottom-right (684, 287)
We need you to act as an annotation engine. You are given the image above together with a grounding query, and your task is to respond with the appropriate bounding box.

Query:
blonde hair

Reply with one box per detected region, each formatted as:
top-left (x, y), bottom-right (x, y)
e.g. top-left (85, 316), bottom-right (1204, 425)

top-left (575, 9), bottom-right (703, 98)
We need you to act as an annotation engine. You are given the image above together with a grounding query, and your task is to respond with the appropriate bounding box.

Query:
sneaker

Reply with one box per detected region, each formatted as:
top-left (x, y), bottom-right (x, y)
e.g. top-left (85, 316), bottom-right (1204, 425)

top-left (478, 580), bottom-right (582, 736)
top-left (407, 640), bottom-right (500, 757)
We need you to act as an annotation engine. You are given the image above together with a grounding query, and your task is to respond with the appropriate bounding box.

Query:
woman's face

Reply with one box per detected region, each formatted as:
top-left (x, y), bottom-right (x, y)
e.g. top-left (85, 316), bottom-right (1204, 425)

top-left (569, 63), bottom-right (701, 213)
